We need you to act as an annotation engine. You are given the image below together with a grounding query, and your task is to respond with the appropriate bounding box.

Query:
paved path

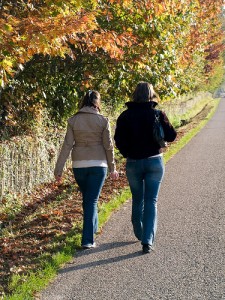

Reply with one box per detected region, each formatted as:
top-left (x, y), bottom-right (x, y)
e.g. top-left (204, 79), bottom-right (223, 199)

top-left (40, 99), bottom-right (225, 300)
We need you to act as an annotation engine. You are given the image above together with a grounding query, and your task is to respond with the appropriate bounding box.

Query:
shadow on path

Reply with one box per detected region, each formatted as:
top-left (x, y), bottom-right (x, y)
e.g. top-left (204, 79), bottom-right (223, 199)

top-left (60, 241), bottom-right (142, 274)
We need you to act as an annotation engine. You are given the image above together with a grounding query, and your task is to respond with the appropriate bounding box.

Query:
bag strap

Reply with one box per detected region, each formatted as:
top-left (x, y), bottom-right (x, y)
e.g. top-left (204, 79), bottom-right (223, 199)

top-left (154, 109), bottom-right (161, 122)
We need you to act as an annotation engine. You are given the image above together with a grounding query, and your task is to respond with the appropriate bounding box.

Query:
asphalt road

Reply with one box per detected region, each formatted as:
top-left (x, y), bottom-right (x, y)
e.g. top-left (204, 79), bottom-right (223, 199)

top-left (40, 99), bottom-right (225, 300)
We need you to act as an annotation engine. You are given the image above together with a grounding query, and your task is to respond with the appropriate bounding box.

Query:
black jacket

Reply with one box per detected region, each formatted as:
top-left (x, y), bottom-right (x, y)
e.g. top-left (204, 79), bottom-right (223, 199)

top-left (114, 101), bottom-right (177, 159)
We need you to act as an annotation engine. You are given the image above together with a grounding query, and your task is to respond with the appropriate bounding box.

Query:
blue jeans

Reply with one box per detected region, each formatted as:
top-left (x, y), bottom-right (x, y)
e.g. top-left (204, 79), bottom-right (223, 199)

top-left (126, 156), bottom-right (165, 245)
top-left (73, 167), bottom-right (107, 245)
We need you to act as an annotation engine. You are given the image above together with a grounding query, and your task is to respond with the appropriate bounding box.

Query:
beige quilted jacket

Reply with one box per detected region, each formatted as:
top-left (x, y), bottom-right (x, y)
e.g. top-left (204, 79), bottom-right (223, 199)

top-left (54, 106), bottom-right (116, 176)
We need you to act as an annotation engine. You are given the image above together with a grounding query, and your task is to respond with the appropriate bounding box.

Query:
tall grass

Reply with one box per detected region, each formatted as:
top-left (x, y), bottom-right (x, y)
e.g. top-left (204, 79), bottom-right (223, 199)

top-left (0, 132), bottom-right (65, 201)
top-left (160, 91), bottom-right (213, 128)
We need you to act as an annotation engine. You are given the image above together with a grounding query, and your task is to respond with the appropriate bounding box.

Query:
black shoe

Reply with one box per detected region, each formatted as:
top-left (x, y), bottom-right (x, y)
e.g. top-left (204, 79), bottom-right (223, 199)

top-left (142, 244), bottom-right (153, 254)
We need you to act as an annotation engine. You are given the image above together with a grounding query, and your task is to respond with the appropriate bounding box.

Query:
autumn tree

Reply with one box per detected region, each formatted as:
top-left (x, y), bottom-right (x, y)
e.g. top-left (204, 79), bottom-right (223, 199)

top-left (0, 0), bottom-right (224, 137)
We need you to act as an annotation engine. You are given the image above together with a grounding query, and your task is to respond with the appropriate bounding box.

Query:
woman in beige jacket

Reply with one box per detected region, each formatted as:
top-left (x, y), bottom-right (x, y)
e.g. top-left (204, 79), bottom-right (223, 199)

top-left (54, 90), bottom-right (118, 249)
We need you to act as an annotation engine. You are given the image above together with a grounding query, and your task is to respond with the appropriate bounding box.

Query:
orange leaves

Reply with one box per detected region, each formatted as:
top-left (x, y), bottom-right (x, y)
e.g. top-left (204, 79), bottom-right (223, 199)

top-left (52, 209), bottom-right (63, 216)
top-left (153, 0), bottom-right (196, 16)
top-left (0, 10), bottom-right (100, 78)
top-left (0, 163), bottom-right (128, 297)
top-left (0, 0), bottom-right (224, 102)
top-left (17, 12), bottom-right (98, 46)
top-left (154, 3), bottom-right (167, 16)
top-left (73, 29), bottom-right (136, 60)
top-left (107, 0), bottom-right (133, 8)
top-left (1, 1), bottom-right (138, 78)
top-left (91, 31), bottom-right (124, 59)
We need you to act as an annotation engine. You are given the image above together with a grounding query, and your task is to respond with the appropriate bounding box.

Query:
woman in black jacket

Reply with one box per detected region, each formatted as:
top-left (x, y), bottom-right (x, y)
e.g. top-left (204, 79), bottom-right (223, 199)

top-left (114, 82), bottom-right (177, 254)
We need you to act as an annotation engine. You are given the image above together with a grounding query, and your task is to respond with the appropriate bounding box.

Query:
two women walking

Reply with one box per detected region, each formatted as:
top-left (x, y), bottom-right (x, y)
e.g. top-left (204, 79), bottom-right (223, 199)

top-left (54, 82), bottom-right (177, 253)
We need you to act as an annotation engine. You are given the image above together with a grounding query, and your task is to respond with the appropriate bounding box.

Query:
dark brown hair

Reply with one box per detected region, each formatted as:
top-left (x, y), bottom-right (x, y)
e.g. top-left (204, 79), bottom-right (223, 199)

top-left (132, 82), bottom-right (156, 103)
top-left (80, 90), bottom-right (101, 111)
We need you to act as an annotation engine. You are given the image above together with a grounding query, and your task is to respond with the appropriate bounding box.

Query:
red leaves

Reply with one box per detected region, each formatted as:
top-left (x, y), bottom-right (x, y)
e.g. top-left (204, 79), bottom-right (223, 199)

top-left (0, 165), bottom-right (128, 296)
top-left (40, 213), bottom-right (50, 220)
top-left (52, 210), bottom-right (63, 216)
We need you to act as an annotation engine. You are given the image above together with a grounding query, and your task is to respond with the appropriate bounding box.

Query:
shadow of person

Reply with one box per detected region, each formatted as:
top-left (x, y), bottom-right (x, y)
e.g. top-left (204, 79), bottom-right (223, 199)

top-left (59, 241), bottom-right (142, 274)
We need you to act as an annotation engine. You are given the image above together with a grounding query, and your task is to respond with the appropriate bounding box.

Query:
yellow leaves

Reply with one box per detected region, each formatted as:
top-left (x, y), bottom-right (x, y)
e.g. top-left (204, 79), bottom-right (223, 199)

top-left (154, 3), bottom-right (167, 16)
top-left (0, 11), bottom-right (100, 69)
top-left (120, 0), bottom-right (133, 8)
top-left (0, 59), bottom-right (15, 85)
top-left (153, 0), bottom-right (193, 16)
top-left (107, 0), bottom-right (133, 8)
top-left (88, 0), bottom-right (99, 9)
top-left (1, 1), bottom-right (136, 73)
top-left (0, 0), bottom-right (221, 87)
top-left (136, 61), bottom-right (147, 70)
top-left (1, 58), bottom-right (13, 69)
top-left (3, 23), bottom-right (13, 32)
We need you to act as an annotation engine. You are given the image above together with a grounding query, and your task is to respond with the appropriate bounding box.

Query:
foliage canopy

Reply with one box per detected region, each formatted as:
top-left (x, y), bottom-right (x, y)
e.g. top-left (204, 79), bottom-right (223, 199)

top-left (0, 0), bottom-right (224, 136)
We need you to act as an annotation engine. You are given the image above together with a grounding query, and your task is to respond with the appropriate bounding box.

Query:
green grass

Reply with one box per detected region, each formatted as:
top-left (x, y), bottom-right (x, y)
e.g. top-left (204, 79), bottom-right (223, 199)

top-left (3, 189), bottom-right (131, 300)
top-left (98, 188), bottom-right (131, 227)
top-left (164, 98), bottom-right (220, 163)
top-left (5, 231), bottom-right (82, 300)
top-left (164, 95), bottom-right (214, 129)
top-left (3, 97), bottom-right (220, 300)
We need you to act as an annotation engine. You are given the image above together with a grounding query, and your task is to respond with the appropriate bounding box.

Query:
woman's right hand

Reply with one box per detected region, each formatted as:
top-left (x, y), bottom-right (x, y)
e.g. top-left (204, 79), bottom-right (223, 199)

top-left (55, 175), bottom-right (62, 183)
top-left (110, 171), bottom-right (119, 180)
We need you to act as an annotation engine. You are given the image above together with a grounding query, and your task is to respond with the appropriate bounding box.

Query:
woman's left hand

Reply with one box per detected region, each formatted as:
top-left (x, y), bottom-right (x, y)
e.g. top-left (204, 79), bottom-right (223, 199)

top-left (110, 171), bottom-right (119, 180)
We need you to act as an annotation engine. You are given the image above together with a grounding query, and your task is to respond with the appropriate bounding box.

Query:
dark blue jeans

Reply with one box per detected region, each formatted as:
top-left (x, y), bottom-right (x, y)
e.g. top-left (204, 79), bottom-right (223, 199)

top-left (73, 167), bottom-right (107, 245)
top-left (126, 156), bottom-right (165, 245)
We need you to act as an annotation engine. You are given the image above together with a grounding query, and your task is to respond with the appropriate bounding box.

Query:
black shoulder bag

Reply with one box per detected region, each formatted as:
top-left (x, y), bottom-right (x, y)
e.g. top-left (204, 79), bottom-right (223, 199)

top-left (153, 110), bottom-right (167, 148)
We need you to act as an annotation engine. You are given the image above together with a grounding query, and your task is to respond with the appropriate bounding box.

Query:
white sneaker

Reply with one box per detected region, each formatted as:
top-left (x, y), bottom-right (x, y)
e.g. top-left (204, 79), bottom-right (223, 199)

top-left (82, 242), bottom-right (96, 249)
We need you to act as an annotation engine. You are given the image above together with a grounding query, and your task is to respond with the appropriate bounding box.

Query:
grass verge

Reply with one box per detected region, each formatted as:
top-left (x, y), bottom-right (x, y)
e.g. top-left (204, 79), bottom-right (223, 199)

top-left (3, 188), bottom-right (131, 300)
top-left (98, 188), bottom-right (131, 226)
top-left (2, 97), bottom-right (220, 300)
top-left (164, 98), bottom-right (220, 163)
